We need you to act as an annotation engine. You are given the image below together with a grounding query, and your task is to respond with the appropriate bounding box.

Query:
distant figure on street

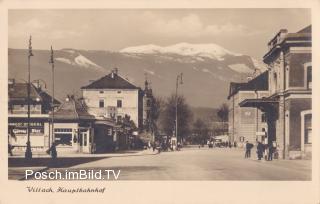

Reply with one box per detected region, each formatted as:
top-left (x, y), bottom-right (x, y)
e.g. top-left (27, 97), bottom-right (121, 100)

top-left (8, 143), bottom-right (13, 156)
top-left (47, 142), bottom-right (57, 159)
top-left (268, 142), bottom-right (275, 161)
top-left (245, 141), bottom-right (253, 158)
top-left (257, 142), bottom-right (264, 160)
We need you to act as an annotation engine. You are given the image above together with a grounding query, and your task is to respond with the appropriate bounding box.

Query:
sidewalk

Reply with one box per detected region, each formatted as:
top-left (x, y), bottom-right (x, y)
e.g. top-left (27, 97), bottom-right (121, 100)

top-left (8, 149), bottom-right (157, 168)
top-left (9, 149), bottom-right (156, 159)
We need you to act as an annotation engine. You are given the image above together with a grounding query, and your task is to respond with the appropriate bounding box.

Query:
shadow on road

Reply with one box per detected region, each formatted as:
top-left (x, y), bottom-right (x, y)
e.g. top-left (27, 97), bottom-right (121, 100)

top-left (8, 157), bottom-right (108, 168)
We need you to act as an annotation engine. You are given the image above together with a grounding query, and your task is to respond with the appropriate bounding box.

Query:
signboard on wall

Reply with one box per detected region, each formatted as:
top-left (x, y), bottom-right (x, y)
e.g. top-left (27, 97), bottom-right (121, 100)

top-left (241, 109), bottom-right (255, 124)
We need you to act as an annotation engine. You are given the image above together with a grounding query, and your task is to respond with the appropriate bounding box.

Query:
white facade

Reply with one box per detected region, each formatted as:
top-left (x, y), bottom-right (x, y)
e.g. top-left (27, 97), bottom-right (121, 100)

top-left (82, 89), bottom-right (139, 127)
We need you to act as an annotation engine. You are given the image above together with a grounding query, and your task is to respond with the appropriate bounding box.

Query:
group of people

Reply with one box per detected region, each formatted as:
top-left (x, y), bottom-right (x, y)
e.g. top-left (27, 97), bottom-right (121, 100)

top-left (150, 141), bottom-right (182, 153)
top-left (245, 141), bottom-right (278, 161)
top-left (201, 140), bottom-right (237, 148)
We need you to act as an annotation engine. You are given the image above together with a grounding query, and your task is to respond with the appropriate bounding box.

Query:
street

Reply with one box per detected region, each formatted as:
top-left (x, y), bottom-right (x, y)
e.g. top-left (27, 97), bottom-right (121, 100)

top-left (9, 147), bottom-right (311, 181)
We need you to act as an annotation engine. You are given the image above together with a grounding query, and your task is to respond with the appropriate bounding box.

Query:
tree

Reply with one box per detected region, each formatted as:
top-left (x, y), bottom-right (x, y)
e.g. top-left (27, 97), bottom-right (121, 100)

top-left (145, 97), bottom-right (163, 134)
top-left (217, 103), bottom-right (229, 135)
top-left (160, 94), bottom-right (193, 143)
top-left (192, 118), bottom-right (210, 144)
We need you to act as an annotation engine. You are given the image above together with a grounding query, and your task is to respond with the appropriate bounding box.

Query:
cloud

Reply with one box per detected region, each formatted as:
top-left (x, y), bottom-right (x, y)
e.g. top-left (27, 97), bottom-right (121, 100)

top-left (141, 12), bottom-right (259, 38)
top-left (9, 18), bottom-right (84, 40)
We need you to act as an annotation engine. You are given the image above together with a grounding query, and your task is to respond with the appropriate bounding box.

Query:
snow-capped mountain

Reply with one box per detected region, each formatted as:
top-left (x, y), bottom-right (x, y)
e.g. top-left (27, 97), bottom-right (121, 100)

top-left (55, 49), bottom-right (103, 70)
top-left (120, 42), bottom-right (241, 61)
top-left (8, 43), bottom-right (266, 107)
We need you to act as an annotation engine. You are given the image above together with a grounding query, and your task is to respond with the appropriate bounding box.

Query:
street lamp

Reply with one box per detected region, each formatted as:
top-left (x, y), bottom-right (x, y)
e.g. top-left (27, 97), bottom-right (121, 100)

top-left (49, 46), bottom-right (55, 149)
top-left (25, 36), bottom-right (33, 160)
top-left (175, 73), bottom-right (183, 145)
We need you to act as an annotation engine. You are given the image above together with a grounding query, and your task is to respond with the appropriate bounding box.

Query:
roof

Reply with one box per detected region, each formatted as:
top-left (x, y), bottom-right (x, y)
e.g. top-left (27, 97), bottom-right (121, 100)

top-left (37, 90), bottom-right (61, 106)
top-left (239, 98), bottom-right (278, 108)
top-left (228, 71), bottom-right (269, 99)
top-left (9, 83), bottom-right (41, 101)
top-left (263, 25), bottom-right (311, 63)
top-left (297, 25), bottom-right (311, 33)
top-left (51, 96), bottom-right (95, 121)
top-left (81, 72), bottom-right (139, 90)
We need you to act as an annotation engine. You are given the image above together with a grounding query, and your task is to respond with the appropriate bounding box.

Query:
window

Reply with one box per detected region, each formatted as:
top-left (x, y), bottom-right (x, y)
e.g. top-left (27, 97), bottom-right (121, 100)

top-left (117, 100), bottom-right (122, 108)
top-left (117, 91), bottom-right (121, 94)
top-left (99, 91), bottom-right (104, 94)
top-left (55, 134), bottom-right (72, 146)
top-left (261, 113), bottom-right (267, 123)
top-left (305, 114), bottom-right (312, 144)
top-left (146, 99), bottom-right (151, 107)
top-left (307, 66), bottom-right (312, 89)
top-left (99, 99), bottom-right (104, 108)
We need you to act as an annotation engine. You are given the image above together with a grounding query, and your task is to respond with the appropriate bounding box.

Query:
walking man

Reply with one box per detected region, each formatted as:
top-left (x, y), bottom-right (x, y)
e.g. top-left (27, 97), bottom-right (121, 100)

top-left (257, 142), bottom-right (264, 160)
top-left (245, 141), bottom-right (253, 158)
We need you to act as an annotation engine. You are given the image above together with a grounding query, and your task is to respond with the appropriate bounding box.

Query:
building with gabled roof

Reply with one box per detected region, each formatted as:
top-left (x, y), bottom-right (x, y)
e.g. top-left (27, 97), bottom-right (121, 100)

top-left (8, 79), bottom-right (61, 152)
top-left (81, 69), bottom-right (143, 129)
top-left (227, 71), bottom-right (269, 146)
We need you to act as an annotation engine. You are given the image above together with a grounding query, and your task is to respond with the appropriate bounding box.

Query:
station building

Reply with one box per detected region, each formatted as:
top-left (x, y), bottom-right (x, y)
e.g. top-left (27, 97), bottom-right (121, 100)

top-left (238, 25), bottom-right (312, 159)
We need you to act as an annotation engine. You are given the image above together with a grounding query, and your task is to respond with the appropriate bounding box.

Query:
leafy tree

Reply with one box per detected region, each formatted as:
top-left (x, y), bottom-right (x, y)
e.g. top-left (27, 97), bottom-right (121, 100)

top-left (217, 103), bottom-right (229, 135)
top-left (192, 118), bottom-right (210, 144)
top-left (160, 94), bottom-right (193, 143)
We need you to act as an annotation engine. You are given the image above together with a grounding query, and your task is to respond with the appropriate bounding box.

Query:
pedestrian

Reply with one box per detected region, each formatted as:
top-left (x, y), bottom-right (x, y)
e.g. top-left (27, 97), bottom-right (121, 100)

top-left (245, 141), bottom-right (253, 158)
top-left (268, 143), bottom-right (274, 161)
top-left (257, 142), bottom-right (264, 160)
top-left (8, 143), bottom-right (13, 156)
top-left (47, 142), bottom-right (57, 159)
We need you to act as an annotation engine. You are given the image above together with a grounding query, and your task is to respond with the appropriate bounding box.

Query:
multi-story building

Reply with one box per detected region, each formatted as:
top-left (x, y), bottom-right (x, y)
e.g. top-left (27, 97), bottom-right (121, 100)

top-left (8, 79), bottom-right (61, 152)
top-left (81, 69), bottom-right (143, 129)
top-left (8, 79), bottom-right (97, 154)
top-left (227, 71), bottom-right (269, 147)
top-left (239, 25), bottom-right (312, 159)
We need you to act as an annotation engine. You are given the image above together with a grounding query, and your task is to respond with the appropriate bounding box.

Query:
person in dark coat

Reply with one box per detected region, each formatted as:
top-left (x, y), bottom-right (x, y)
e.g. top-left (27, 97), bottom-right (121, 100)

top-left (257, 142), bottom-right (264, 160)
top-left (47, 142), bottom-right (57, 159)
top-left (268, 143), bottom-right (274, 161)
top-left (245, 141), bottom-right (253, 158)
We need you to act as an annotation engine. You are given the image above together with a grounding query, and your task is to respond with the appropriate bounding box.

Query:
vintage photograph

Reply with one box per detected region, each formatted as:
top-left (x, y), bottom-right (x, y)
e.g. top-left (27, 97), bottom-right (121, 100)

top-left (7, 9), bottom-right (312, 181)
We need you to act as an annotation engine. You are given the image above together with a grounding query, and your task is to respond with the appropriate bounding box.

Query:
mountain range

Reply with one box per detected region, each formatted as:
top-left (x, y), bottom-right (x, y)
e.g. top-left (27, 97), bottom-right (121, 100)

top-left (8, 43), bottom-right (266, 107)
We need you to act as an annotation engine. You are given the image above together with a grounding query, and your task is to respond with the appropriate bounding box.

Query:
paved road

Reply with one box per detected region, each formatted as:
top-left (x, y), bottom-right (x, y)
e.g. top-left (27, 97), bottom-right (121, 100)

top-left (9, 147), bottom-right (311, 180)
top-left (53, 147), bottom-right (311, 180)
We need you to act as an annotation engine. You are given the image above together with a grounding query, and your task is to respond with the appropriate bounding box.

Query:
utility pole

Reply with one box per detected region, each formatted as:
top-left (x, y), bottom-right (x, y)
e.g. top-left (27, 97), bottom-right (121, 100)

top-left (49, 46), bottom-right (55, 148)
top-left (175, 73), bottom-right (183, 144)
top-left (25, 36), bottom-right (33, 160)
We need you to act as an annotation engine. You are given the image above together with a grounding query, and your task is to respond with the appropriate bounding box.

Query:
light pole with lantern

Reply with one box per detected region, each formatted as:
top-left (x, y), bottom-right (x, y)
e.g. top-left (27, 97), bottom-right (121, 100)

top-left (49, 46), bottom-right (55, 149)
top-left (25, 36), bottom-right (33, 160)
top-left (175, 73), bottom-right (183, 146)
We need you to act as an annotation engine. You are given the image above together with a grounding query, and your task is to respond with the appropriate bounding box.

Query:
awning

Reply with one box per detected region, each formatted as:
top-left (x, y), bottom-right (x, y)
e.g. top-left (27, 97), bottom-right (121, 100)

top-left (239, 98), bottom-right (279, 110)
top-left (94, 120), bottom-right (117, 127)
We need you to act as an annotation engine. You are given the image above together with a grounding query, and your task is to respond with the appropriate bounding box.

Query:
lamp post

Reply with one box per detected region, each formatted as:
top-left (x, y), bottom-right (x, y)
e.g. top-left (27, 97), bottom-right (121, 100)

top-left (25, 36), bottom-right (33, 160)
top-left (175, 73), bottom-right (183, 144)
top-left (49, 46), bottom-right (55, 149)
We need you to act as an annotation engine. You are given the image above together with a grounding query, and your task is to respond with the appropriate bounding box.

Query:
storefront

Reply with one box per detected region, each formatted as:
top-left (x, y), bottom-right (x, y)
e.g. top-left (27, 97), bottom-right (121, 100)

top-left (50, 96), bottom-right (96, 154)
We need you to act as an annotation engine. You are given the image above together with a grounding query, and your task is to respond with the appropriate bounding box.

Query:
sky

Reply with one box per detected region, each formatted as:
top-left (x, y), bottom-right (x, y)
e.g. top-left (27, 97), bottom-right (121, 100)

top-left (8, 9), bottom-right (311, 59)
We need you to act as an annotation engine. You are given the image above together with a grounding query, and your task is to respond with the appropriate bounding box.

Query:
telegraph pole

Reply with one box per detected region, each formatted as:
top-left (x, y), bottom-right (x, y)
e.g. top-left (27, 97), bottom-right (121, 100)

top-left (175, 73), bottom-right (183, 144)
top-left (25, 36), bottom-right (33, 160)
top-left (49, 46), bottom-right (55, 148)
